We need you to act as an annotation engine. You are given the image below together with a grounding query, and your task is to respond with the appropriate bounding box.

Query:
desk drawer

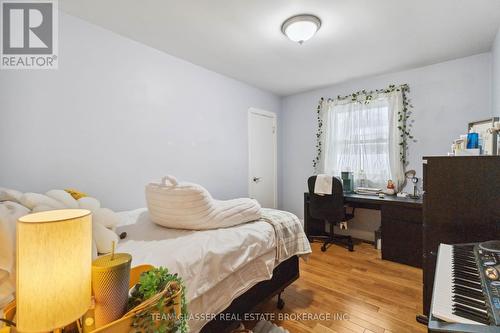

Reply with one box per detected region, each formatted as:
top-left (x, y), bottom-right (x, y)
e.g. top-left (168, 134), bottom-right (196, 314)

top-left (381, 205), bottom-right (423, 268)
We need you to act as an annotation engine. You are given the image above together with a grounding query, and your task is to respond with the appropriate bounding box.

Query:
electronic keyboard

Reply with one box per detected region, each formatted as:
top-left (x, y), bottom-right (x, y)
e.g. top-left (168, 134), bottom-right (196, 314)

top-left (431, 241), bottom-right (500, 331)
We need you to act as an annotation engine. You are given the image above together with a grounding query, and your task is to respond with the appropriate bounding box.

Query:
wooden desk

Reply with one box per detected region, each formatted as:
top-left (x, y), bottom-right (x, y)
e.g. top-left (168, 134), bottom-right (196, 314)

top-left (304, 192), bottom-right (423, 267)
top-left (344, 193), bottom-right (422, 208)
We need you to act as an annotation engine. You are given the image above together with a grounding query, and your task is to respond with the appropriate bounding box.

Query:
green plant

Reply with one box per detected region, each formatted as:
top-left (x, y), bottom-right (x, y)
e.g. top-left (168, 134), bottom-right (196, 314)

top-left (129, 267), bottom-right (188, 333)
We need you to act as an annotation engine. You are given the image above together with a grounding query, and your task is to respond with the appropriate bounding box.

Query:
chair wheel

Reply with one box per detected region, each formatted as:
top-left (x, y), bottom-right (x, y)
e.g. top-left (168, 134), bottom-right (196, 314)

top-left (347, 237), bottom-right (354, 252)
top-left (321, 245), bottom-right (327, 252)
top-left (277, 298), bottom-right (285, 310)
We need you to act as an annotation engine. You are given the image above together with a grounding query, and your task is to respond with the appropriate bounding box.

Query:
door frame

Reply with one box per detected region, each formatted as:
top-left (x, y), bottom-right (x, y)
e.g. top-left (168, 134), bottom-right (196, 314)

top-left (248, 107), bottom-right (278, 209)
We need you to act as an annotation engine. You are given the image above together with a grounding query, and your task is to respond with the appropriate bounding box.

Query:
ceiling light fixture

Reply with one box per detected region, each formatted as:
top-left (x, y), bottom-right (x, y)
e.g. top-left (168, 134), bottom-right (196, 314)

top-left (281, 14), bottom-right (321, 44)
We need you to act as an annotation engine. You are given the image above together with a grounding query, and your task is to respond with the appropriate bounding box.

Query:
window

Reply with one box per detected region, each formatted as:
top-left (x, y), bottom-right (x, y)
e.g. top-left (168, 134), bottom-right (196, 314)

top-left (318, 91), bottom-right (405, 190)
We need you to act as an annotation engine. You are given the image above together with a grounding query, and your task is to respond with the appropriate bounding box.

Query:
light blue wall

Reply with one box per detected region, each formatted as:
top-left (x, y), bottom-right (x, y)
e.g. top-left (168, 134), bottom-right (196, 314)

top-left (281, 53), bottom-right (492, 240)
top-left (493, 27), bottom-right (500, 117)
top-left (0, 13), bottom-right (282, 210)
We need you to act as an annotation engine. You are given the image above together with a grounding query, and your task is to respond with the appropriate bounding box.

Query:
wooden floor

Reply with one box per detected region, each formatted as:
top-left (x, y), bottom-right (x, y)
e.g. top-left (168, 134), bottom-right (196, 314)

top-left (248, 242), bottom-right (426, 333)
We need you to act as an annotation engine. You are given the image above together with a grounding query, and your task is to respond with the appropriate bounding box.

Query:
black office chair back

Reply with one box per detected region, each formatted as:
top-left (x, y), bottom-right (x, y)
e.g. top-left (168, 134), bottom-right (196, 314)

top-left (307, 175), bottom-right (345, 222)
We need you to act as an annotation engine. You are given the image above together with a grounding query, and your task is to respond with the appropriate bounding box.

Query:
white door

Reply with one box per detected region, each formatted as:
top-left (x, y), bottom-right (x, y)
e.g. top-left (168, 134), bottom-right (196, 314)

top-left (248, 108), bottom-right (277, 208)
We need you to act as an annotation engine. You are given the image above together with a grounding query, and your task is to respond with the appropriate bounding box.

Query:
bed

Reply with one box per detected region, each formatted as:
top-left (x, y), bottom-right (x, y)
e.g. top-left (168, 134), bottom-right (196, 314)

top-left (116, 208), bottom-right (310, 332)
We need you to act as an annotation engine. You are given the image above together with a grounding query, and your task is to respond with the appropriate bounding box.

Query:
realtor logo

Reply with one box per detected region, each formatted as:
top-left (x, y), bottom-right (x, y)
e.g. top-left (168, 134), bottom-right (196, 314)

top-left (1, 0), bottom-right (58, 69)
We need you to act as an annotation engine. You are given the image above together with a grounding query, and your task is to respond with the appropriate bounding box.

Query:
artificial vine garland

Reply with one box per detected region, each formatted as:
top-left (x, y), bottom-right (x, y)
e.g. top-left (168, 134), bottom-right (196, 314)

top-left (313, 84), bottom-right (415, 172)
top-left (312, 98), bottom-right (324, 172)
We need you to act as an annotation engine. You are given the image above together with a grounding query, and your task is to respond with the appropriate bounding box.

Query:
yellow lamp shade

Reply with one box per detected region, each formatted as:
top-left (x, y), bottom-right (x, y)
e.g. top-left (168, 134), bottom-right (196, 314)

top-left (16, 209), bottom-right (92, 332)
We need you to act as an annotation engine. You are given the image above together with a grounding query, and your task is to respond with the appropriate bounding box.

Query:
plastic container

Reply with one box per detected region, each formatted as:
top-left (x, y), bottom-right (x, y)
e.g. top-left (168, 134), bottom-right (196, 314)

top-left (467, 132), bottom-right (479, 149)
top-left (341, 171), bottom-right (354, 193)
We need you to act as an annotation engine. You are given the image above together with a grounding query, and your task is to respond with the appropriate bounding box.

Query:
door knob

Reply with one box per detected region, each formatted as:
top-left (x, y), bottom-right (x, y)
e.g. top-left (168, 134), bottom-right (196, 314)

top-left (253, 177), bottom-right (261, 183)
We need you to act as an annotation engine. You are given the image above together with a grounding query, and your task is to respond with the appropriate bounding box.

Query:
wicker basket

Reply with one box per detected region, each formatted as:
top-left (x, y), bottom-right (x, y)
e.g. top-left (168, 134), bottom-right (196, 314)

top-left (3, 265), bottom-right (183, 333)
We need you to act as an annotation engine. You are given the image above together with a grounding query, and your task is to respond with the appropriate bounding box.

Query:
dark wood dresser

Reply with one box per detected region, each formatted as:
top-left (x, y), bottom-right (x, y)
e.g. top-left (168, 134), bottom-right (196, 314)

top-left (422, 156), bottom-right (500, 316)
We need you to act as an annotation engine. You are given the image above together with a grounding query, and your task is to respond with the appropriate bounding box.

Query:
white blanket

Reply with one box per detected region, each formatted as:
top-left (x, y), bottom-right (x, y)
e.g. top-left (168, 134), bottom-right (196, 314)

top-left (116, 208), bottom-right (276, 301)
top-left (261, 208), bottom-right (311, 263)
top-left (115, 208), bottom-right (311, 332)
top-left (145, 176), bottom-right (262, 230)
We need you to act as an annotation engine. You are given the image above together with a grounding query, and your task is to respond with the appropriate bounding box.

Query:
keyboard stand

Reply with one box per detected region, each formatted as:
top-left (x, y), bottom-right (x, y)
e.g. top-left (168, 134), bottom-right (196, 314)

top-left (416, 314), bottom-right (428, 325)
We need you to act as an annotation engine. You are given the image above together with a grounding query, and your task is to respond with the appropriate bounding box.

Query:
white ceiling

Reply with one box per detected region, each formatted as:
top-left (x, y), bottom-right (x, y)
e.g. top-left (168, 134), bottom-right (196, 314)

top-left (60, 0), bottom-right (500, 96)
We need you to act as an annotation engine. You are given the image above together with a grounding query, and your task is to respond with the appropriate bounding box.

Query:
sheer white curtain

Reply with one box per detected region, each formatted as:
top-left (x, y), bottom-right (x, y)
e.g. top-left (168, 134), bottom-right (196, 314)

top-left (318, 91), bottom-right (404, 190)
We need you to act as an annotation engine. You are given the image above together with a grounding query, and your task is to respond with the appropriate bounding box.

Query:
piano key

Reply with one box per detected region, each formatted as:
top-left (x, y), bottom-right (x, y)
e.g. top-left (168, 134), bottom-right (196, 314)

top-left (452, 263), bottom-right (479, 274)
top-left (454, 249), bottom-right (475, 255)
top-left (454, 263), bottom-right (478, 271)
top-left (452, 292), bottom-right (486, 304)
top-left (432, 245), bottom-right (486, 325)
top-left (453, 269), bottom-right (481, 281)
top-left (454, 269), bottom-right (480, 277)
top-left (453, 254), bottom-right (476, 262)
top-left (453, 277), bottom-right (483, 289)
top-left (453, 303), bottom-right (489, 322)
top-left (453, 261), bottom-right (478, 269)
top-left (453, 258), bottom-right (477, 265)
top-left (453, 285), bottom-right (485, 300)
top-left (454, 252), bottom-right (475, 259)
top-left (453, 273), bottom-right (480, 283)
top-left (453, 301), bottom-right (488, 315)
top-left (453, 308), bottom-right (490, 325)
top-left (453, 282), bottom-right (483, 294)
top-left (453, 265), bottom-right (478, 272)
top-left (452, 295), bottom-right (487, 310)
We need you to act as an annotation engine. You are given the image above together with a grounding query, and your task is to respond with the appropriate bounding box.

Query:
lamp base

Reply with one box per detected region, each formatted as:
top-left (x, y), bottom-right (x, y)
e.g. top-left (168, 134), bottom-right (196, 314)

top-left (53, 319), bottom-right (82, 333)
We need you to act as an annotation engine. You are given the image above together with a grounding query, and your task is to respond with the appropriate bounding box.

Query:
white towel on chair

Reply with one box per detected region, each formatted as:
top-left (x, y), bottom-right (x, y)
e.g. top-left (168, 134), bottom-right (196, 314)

top-left (314, 174), bottom-right (332, 195)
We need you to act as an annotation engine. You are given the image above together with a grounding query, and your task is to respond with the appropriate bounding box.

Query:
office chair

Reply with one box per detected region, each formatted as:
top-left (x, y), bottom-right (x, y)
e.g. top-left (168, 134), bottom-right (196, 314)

top-left (307, 175), bottom-right (355, 252)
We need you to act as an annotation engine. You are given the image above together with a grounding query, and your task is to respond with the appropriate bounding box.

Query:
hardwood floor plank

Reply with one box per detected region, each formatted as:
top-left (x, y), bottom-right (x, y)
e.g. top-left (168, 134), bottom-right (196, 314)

top-left (328, 317), bottom-right (365, 333)
top-left (313, 323), bottom-right (337, 333)
top-left (317, 322), bottom-right (357, 333)
top-left (247, 242), bottom-right (426, 333)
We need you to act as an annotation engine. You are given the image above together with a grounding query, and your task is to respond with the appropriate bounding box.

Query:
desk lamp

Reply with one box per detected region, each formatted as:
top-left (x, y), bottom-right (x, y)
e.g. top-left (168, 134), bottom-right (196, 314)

top-left (16, 209), bottom-right (92, 332)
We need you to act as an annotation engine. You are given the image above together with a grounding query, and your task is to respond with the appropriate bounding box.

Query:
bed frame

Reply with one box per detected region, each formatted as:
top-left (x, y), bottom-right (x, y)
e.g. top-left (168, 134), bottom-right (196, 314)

top-left (200, 255), bottom-right (300, 332)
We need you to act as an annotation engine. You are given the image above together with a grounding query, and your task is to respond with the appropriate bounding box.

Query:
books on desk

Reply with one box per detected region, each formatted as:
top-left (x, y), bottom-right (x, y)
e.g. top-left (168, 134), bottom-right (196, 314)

top-left (354, 187), bottom-right (381, 195)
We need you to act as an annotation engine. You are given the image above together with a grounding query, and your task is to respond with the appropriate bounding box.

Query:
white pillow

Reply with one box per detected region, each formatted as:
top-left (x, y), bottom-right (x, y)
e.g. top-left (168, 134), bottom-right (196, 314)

top-left (146, 178), bottom-right (262, 230)
top-left (0, 201), bottom-right (30, 310)
top-left (19, 193), bottom-right (65, 210)
top-left (46, 190), bottom-right (78, 209)
top-left (0, 188), bottom-right (23, 204)
top-left (78, 197), bottom-right (101, 212)
top-left (32, 204), bottom-right (55, 213)
top-left (0, 270), bottom-right (15, 310)
top-left (93, 208), bottom-right (119, 230)
top-left (92, 240), bottom-right (98, 260)
top-left (93, 222), bottom-right (119, 254)
top-left (0, 201), bottom-right (30, 273)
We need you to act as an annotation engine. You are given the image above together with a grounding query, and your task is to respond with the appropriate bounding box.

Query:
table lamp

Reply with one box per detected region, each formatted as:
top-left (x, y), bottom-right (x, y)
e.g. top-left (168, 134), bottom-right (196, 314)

top-left (16, 209), bottom-right (92, 332)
